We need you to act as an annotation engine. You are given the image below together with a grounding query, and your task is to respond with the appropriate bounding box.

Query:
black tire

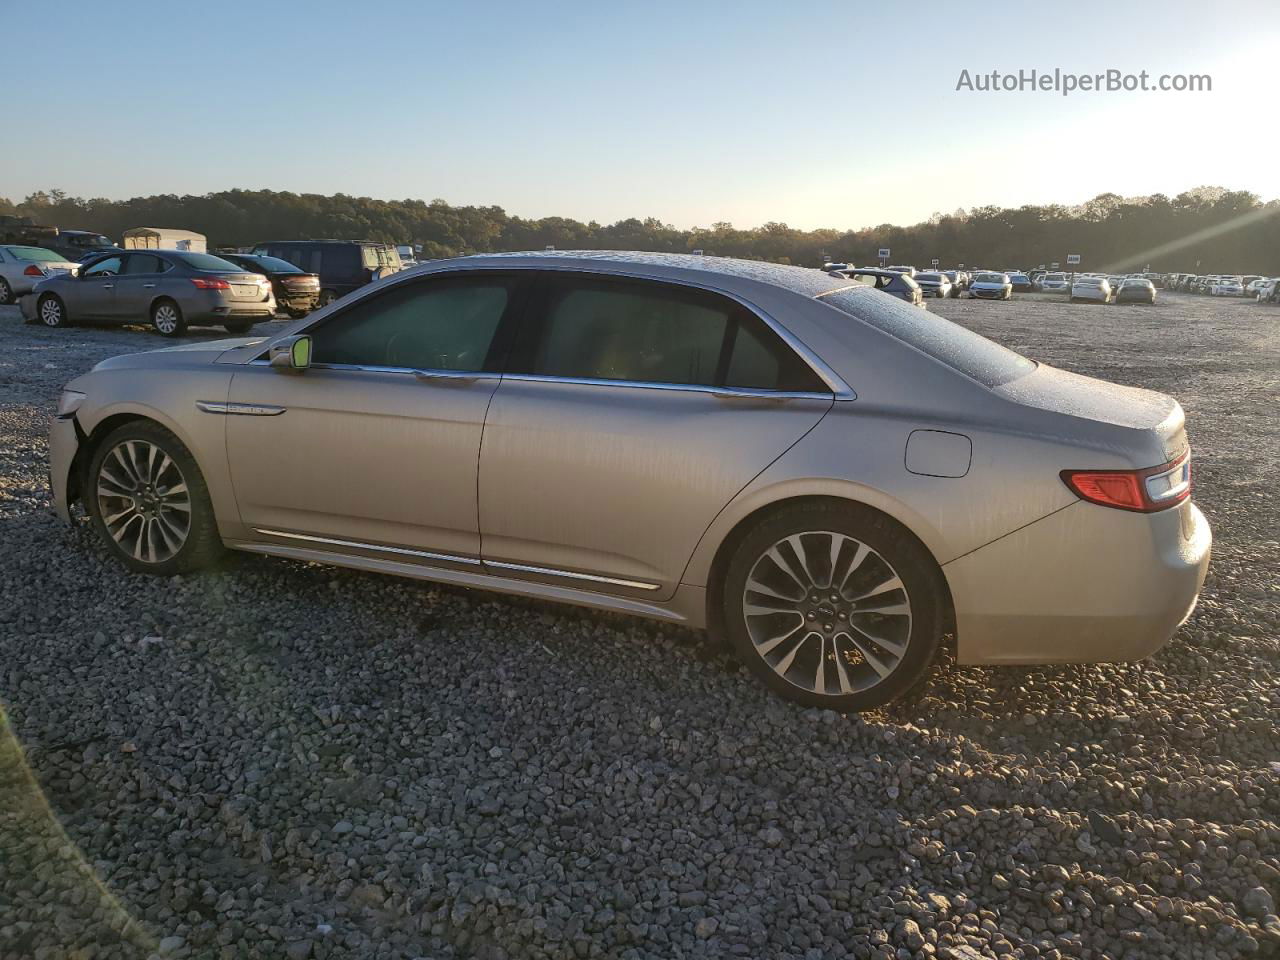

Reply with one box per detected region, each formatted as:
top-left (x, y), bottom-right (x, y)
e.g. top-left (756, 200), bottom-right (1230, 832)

top-left (223, 321), bottom-right (254, 334)
top-left (151, 298), bottom-right (187, 337)
top-left (37, 293), bottom-right (68, 327)
top-left (0, 277), bottom-right (12, 305)
top-left (317, 289), bottom-right (338, 307)
top-left (286, 308), bottom-right (310, 320)
top-left (719, 501), bottom-right (946, 711)
top-left (85, 420), bottom-right (224, 576)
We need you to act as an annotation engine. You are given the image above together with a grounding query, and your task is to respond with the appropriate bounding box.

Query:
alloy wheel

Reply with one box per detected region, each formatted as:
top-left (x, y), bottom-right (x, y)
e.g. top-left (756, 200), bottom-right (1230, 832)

top-left (96, 439), bottom-right (192, 563)
top-left (153, 304), bottom-right (179, 334)
top-left (741, 531), bottom-right (912, 697)
top-left (40, 297), bottom-right (63, 326)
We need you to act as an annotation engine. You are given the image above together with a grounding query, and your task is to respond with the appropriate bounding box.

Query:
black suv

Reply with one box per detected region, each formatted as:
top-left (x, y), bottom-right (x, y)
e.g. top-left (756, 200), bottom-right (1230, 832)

top-left (248, 240), bottom-right (402, 305)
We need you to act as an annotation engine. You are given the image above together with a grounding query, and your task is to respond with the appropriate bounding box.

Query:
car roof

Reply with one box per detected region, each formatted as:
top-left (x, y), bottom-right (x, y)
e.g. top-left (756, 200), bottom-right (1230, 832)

top-left (450, 250), bottom-right (854, 298)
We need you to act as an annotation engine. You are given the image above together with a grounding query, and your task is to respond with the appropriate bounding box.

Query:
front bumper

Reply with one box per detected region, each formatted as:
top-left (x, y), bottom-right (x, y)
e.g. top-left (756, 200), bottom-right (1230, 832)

top-left (18, 294), bottom-right (38, 321)
top-left (945, 499), bottom-right (1211, 664)
top-left (970, 288), bottom-right (1006, 298)
top-left (49, 414), bottom-right (81, 522)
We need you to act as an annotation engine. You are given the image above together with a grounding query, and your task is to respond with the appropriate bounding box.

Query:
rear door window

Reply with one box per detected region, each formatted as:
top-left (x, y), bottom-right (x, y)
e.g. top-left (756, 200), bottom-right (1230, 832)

top-left (511, 274), bottom-right (826, 392)
top-left (122, 254), bottom-right (166, 275)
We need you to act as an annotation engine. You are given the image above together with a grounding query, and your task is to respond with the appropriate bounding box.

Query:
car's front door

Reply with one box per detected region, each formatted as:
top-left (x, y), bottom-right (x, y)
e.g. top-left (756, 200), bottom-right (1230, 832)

top-left (477, 272), bottom-right (835, 600)
top-left (112, 253), bottom-right (169, 321)
top-left (224, 272), bottom-right (528, 563)
top-left (66, 255), bottom-right (123, 319)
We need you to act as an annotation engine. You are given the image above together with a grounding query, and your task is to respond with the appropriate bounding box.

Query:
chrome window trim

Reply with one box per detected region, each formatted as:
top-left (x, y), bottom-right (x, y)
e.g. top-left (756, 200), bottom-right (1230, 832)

top-left (249, 263), bottom-right (856, 400)
top-left (500, 373), bottom-right (835, 402)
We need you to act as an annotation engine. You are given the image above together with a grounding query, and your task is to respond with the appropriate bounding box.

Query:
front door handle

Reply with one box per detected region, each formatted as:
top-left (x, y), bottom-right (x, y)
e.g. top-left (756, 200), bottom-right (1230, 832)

top-left (143, 283), bottom-right (156, 289)
top-left (413, 369), bottom-right (480, 384)
top-left (101, 283), bottom-right (113, 290)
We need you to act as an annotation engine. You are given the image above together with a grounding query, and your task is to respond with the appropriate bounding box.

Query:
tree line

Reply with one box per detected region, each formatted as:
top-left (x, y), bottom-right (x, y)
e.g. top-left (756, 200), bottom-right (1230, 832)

top-left (2, 185), bottom-right (1276, 274)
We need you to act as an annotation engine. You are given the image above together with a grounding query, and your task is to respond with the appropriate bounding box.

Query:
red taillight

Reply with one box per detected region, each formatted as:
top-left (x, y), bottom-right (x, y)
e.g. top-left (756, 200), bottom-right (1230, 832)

top-left (1061, 452), bottom-right (1191, 513)
top-left (23, 264), bottom-right (44, 276)
top-left (190, 276), bottom-right (231, 290)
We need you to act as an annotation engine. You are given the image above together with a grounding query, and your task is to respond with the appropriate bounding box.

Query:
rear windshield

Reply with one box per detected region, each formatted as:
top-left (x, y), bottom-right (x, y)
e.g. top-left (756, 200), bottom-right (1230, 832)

top-left (916, 273), bottom-right (943, 282)
top-left (251, 255), bottom-right (305, 273)
top-left (8, 246), bottom-right (64, 262)
top-left (169, 253), bottom-right (243, 271)
top-left (817, 286), bottom-right (1036, 387)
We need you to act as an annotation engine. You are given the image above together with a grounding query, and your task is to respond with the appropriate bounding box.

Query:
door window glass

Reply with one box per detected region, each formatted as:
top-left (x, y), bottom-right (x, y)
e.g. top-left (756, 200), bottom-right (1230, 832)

top-left (122, 254), bottom-right (165, 275)
top-left (310, 277), bottom-right (511, 371)
top-left (83, 256), bottom-right (122, 277)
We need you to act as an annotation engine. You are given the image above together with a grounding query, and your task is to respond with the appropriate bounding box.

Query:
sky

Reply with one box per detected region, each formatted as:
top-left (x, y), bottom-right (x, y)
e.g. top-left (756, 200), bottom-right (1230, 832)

top-left (3, 0), bottom-right (1278, 231)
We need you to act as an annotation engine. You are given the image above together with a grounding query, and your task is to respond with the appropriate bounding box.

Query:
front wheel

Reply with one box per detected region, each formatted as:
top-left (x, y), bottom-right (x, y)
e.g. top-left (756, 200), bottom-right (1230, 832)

top-left (86, 421), bottom-right (224, 575)
top-left (224, 321), bottom-right (255, 334)
top-left (151, 299), bottom-right (187, 337)
top-left (720, 502), bottom-right (945, 711)
top-left (0, 277), bottom-right (12, 305)
top-left (317, 289), bottom-right (338, 307)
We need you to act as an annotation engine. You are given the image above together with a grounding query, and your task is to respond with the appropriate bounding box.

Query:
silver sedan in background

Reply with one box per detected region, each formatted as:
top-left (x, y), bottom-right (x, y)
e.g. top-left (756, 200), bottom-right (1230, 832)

top-left (21, 250), bottom-right (275, 336)
top-left (47, 252), bottom-right (1211, 710)
top-left (0, 244), bottom-right (79, 304)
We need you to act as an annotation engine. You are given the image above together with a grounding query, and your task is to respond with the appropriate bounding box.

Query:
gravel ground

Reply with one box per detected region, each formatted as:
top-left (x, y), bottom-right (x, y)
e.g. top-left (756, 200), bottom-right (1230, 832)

top-left (1, 294), bottom-right (1277, 960)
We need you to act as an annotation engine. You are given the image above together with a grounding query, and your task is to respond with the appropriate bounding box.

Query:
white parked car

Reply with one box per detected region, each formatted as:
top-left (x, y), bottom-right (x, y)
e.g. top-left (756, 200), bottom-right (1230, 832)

top-left (1070, 277), bottom-right (1112, 303)
top-left (968, 272), bottom-right (1012, 300)
top-left (1245, 277), bottom-right (1270, 297)
top-left (0, 245), bottom-right (80, 304)
top-left (1210, 279), bottom-right (1244, 297)
top-left (912, 272), bottom-right (953, 298)
top-left (1038, 273), bottom-right (1070, 293)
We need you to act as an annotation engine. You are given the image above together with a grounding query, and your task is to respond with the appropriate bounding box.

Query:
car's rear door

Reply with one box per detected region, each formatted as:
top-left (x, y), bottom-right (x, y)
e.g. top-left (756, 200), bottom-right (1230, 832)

top-left (112, 253), bottom-right (169, 321)
top-left (225, 272), bottom-right (529, 563)
top-left (476, 271), bottom-right (834, 600)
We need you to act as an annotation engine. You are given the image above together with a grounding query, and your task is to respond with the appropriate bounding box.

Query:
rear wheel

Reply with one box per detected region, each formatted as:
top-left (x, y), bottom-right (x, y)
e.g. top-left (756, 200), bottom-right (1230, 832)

top-left (224, 320), bottom-right (254, 334)
top-left (317, 289), bottom-right (338, 307)
top-left (38, 294), bottom-right (67, 327)
top-left (721, 502), bottom-right (945, 711)
top-left (151, 299), bottom-right (187, 337)
top-left (0, 277), bottom-right (12, 305)
top-left (86, 421), bottom-right (223, 575)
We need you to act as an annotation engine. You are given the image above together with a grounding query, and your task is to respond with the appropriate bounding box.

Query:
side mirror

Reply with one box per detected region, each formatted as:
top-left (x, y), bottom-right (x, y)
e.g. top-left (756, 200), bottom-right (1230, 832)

top-left (269, 334), bottom-right (312, 370)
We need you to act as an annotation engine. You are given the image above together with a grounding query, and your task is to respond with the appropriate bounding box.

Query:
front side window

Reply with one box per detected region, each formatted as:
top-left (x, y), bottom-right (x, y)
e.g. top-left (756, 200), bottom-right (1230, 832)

top-left (309, 276), bottom-right (514, 372)
top-left (83, 256), bottom-right (123, 277)
top-left (513, 275), bottom-right (826, 392)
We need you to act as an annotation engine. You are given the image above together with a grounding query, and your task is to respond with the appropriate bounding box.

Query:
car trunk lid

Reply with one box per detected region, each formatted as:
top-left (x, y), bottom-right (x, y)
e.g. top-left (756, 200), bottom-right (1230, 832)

top-left (995, 363), bottom-right (1188, 464)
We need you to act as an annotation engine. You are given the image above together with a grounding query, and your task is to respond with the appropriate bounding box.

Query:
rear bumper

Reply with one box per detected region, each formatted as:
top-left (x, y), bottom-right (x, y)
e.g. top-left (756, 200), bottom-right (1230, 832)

top-left (945, 499), bottom-right (1211, 664)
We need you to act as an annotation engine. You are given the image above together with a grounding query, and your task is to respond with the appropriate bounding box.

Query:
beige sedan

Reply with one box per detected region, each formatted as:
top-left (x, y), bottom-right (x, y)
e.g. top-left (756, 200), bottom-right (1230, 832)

top-left (49, 252), bottom-right (1211, 710)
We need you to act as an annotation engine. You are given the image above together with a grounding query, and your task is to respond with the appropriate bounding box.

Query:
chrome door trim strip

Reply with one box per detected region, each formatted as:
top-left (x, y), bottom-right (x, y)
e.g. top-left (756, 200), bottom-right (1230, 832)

top-left (253, 528), bottom-right (481, 566)
top-left (197, 400), bottom-right (286, 416)
top-left (253, 528), bottom-right (660, 591)
top-left (485, 559), bottom-right (661, 591)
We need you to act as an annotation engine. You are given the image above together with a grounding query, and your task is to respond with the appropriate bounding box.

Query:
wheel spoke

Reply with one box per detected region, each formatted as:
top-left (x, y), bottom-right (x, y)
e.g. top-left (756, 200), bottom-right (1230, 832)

top-left (849, 574), bottom-right (903, 602)
top-left (846, 623), bottom-right (907, 659)
top-left (846, 632), bottom-right (893, 678)
top-left (765, 545), bottom-right (809, 592)
top-left (773, 631), bottom-right (816, 676)
top-left (753, 615), bottom-right (806, 656)
top-left (836, 543), bottom-right (871, 595)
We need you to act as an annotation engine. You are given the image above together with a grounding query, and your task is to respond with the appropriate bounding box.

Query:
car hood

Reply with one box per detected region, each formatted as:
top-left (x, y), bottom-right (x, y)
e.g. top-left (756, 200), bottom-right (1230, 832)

top-left (92, 337), bottom-right (266, 372)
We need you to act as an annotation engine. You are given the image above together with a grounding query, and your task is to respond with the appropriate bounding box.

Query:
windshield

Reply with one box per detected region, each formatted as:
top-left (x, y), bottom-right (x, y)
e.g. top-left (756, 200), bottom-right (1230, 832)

top-left (916, 273), bottom-right (943, 282)
top-left (818, 287), bottom-right (1036, 387)
top-left (8, 246), bottom-right (66, 262)
top-left (974, 273), bottom-right (1006, 283)
top-left (1045, 274), bottom-right (1066, 281)
top-left (71, 234), bottom-right (111, 247)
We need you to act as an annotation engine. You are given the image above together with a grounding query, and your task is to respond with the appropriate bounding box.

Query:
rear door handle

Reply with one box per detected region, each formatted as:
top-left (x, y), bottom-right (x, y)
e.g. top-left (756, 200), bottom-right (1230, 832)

top-left (101, 284), bottom-right (113, 289)
top-left (143, 283), bottom-right (156, 289)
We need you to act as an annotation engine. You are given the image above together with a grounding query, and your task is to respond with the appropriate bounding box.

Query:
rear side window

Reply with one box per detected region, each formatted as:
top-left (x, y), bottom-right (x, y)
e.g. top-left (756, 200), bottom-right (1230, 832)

top-left (310, 276), bottom-right (513, 372)
top-left (512, 275), bottom-right (826, 392)
top-left (817, 286), bottom-right (1035, 387)
top-left (322, 246), bottom-right (360, 276)
top-left (122, 254), bottom-right (166, 274)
